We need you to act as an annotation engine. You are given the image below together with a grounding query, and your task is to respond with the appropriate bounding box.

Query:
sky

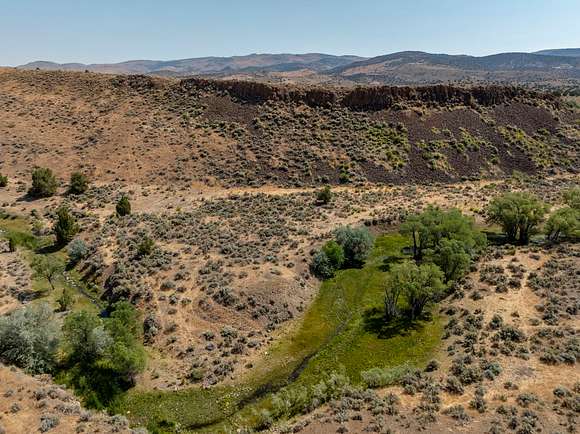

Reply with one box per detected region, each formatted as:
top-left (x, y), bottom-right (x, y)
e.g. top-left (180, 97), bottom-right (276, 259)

top-left (1, 0), bottom-right (579, 66)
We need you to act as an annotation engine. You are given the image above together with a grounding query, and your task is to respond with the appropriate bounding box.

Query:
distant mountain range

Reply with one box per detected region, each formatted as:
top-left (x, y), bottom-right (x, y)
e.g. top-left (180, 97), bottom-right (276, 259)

top-left (16, 49), bottom-right (580, 85)
top-left (18, 53), bottom-right (365, 75)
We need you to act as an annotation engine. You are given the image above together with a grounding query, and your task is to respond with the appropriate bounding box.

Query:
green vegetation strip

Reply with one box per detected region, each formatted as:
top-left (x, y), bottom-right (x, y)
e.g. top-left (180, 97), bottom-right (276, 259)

top-left (118, 234), bottom-right (443, 432)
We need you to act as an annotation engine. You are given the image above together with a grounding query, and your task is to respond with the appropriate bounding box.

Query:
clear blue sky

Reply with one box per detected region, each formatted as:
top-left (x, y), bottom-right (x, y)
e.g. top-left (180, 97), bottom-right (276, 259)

top-left (2, 0), bottom-right (579, 66)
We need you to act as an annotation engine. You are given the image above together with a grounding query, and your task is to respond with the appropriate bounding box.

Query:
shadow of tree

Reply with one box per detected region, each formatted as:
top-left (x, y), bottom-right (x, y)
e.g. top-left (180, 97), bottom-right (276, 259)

top-left (379, 255), bottom-right (405, 272)
top-left (36, 243), bottom-right (62, 254)
top-left (362, 307), bottom-right (431, 339)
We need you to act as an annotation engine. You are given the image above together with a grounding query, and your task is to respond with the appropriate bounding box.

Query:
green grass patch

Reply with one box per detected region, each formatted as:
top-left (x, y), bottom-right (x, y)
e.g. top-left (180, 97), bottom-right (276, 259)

top-left (119, 233), bottom-right (444, 433)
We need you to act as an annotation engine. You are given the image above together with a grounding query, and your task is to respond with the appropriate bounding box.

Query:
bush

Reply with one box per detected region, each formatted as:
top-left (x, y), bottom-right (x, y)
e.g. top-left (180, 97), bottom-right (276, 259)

top-left (321, 240), bottom-right (344, 269)
top-left (362, 364), bottom-right (413, 388)
top-left (67, 239), bottom-right (89, 264)
top-left (310, 251), bottom-right (334, 279)
top-left (116, 196), bottom-right (131, 217)
top-left (54, 207), bottom-right (79, 246)
top-left (68, 172), bottom-right (89, 195)
top-left (334, 226), bottom-right (373, 267)
top-left (0, 173), bottom-right (7, 187)
top-left (486, 192), bottom-right (549, 244)
top-left (29, 167), bottom-right (58, 198)
top-left (316, 185), bottom-right (332, 205)
top-left (0, 303), bottom-right (60, 373)
top-left (563, 187), bottom-right (580, 210)
top-left (137, 237), bottom-right (155, 257)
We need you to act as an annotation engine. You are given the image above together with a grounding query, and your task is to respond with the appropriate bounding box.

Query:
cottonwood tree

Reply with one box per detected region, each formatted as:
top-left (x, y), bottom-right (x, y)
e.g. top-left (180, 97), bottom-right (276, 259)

top-left (384, 261), bottom-right (412, 320)
top-left (32, 255), bottom-right (65, 292)
top-left (545, 206), bottom-right (579, 242)
top-left (401, 206), bottom-right (485, 262)
top-left (486, 192), bottom-right (549, 244)
top-left (388, 261), bottom-right (445, 320)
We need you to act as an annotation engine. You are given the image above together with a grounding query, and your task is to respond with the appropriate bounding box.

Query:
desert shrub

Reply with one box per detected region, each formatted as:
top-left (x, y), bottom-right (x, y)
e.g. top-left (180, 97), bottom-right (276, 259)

top-left (316, 185), bottom-right (332, 205)
top-left (563, 187), bottom-right (580, 210)
top-left (310, 251), bottom-right (334, 279)
top-left (361, 364), bottom-right (413, 388)
top-left (116, 196), bottom-right (131, 217)
top-left (68, 172), bottom-right (89, 195)
top-left (545, 206), bottom-right (579, 242)
top-left (469, 386), bottom-right (487, 413)
top-left (67, 239), bottom-right (89, 264)
top-left (137, 236), bottom-right (155, 257)
top-left (334, 226), bottom-right (373, 267)
top-left (0, 303), bottom-right (60, 373)
top-left (0, 173), bottom-right (7, 187)
top-left (443, 404), bottom-right (470, 423)
top-left (54, 206), bottom-right (79, 246)
top-left (29, 167), bottom-right (58, 198)
top-left (486, 192), bottom-right (549, 244)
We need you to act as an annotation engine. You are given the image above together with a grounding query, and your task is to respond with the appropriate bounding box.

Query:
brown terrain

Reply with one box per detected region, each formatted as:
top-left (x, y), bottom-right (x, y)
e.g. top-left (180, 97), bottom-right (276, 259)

top-left (0, 67), bottom-right (578, 433)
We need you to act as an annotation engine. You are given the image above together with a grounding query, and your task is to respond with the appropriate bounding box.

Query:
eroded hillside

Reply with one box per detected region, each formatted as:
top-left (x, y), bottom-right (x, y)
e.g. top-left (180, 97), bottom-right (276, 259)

top-left (1, 69), bottom-right (578, 188)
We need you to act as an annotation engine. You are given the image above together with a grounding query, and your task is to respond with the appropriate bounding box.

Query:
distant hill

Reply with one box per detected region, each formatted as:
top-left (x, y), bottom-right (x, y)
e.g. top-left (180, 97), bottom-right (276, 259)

top-left (328, 51), bottom-right (580, 85)
top-left (16, 49), bottom-right (580, 85)
top-left (535, 48), bottom-right (580, 57)
top-left (19, 53), bottom-right (366, 76)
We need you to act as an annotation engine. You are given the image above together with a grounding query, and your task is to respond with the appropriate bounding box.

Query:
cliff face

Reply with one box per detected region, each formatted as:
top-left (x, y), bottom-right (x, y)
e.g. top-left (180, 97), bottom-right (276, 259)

top-left (179, 77), bottom-right (553, 110)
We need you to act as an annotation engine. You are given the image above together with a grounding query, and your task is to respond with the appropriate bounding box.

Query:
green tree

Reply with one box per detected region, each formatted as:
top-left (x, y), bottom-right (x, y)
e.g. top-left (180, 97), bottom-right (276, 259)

top-left (103, 302), bottom-right (146, 382)
top-left (31, 255), bottom-right (65, 292)
top-left (0, 173), bottom-right (7, 187)
top-left (334, 226), bottom-right (373, 267)
top-left (321, 240), bottom-right (345, 270)
top-left (545, 207), bottom-right (579, 242)
top-left (29, 167), bottom-right (58, 198)
top-left (486, 192), bottom-right (549, 244)
top-left (383, 261), bottom-right (413, 320)
top-left (316, 185), bottom-right (333, 205)
top-left (68, 172), bottom-right (89, 195)
top-left (401, 206), bottom-right (484, 261)
top-left (116, 196), bottom-right (131, 217)
top-left (54, 207), bottom-right (79, 246)
top-left (394, 261), bottom-right (444, 320)
top-left (428, 238), bottom-right (471, 282)
top-left (62, 310), bottom-right (111, 366)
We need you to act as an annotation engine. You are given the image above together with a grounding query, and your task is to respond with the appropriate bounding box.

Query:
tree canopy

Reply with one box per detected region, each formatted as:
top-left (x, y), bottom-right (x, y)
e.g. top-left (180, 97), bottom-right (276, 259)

top-left (486, 192), bottom-right (549, 244)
